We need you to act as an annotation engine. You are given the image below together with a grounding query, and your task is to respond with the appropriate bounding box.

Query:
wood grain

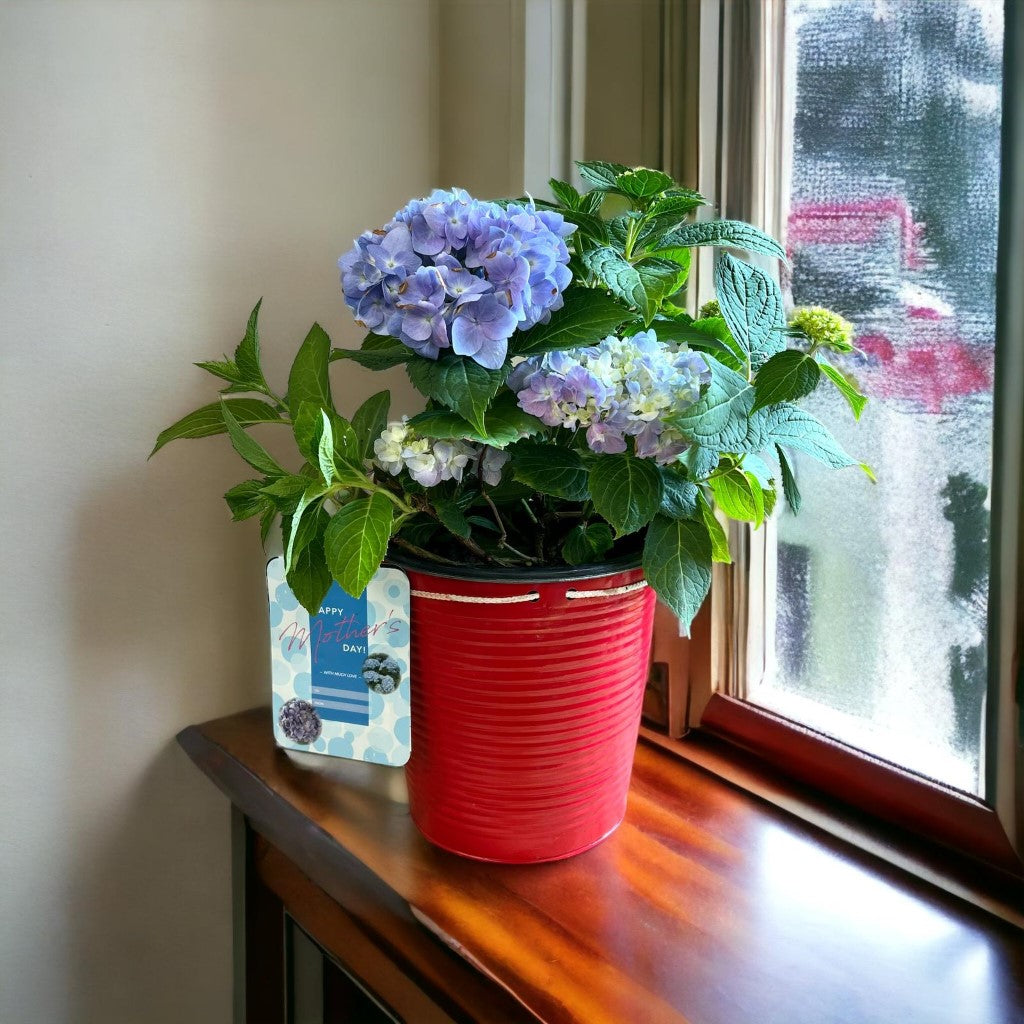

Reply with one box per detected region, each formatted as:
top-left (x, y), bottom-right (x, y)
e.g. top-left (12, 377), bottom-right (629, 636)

top-left (179, 707), bottom-right (1024, 1024)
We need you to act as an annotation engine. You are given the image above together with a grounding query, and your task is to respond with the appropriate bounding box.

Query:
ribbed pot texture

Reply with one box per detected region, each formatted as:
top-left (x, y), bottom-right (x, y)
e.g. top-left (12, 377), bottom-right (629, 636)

top-left (401, 559), bottom-right (657, 863)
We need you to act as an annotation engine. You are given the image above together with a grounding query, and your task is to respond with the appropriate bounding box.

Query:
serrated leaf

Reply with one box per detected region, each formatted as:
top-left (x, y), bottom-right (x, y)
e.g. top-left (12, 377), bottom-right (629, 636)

top-left (678, 444), bottom-right (720, 482)
top-left (672, 358), bottom-right (755, 451)
top-left (817, 357), bottom-right (868, 420)
top-left (259, 505), bottom-right (277, 549)
top-left (761, 404), bottom-right (859, 469)
top-left (635, 258), bottom-right (687, 322)
top-left (194, 358), bottom-right (244, 388)
top-left (775, 445), bottom-right (801, 514)
top-left (549, 178), bottom-right (581, 209)
top-left (293, 403), bottom-right (360, 480)
top-left (589, 454), bottom-right (663, 537)
top-left (562, 522), bottom-right (614, 565)
top-left (578, 190), bottom-right (605, 215)
top-left (642, 515), bottom-right (713, 635)
top-left (432, 496), bottom-right (471, 539)
top-left (150, 398), bottom-right (283, 456)
top-left (714, 254), bottom-right (785, 367)
top-left (582, 247), bottom-right (648, 317)
top-left (351, 390), bottom-right (391, 461)
top-left (317, 410), bottom-right (336, 485)
top-left (408, 392), bottom-right (542, 448)
top-left (752, 350), bottom-right (821, 412)
top-left (288, 323), bottom-right (333, 425)
top-left (285, 483), bottom-right (328, 572)
top-left (286, 536), bottom-right (332, 616)
top-left (511, 444), bottom-right (589, 501)
top-left (649, 317), bottom-right (745, 371)
top-left (614, 167), bottom-right (674, 200)
top-left (660, 220), bottom-right (786, 262)
top-left (235, 299), bottom-right (265, 386)
top-left (220, 400), bottom-right (286, 477)
top-left (261, 474), bottom-right (310, 512)
top-left (224, 479), bottom-right (272, 522)
top-left (405, 353), bottom-right (508, 435)
top-left (575, 159), bottom-right (630, 190)
top-left (511, 287), bottom-right (628, 355)
top-left (323, 492), bottom-right (393, 598)
top-left (697, 490), bottom-right (732, 563)
top-left (710, 468), bottom-right (764, 526)
top-left (563, 210), bottom-right (608, 244)
top-left (659, 471), bottom-right (699, 520)
top-left (330, 334), bottom-right (415, 370)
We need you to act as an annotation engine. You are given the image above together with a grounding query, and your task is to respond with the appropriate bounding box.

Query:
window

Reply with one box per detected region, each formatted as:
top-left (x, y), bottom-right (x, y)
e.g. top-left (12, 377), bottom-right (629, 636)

top-left (642, 0), bottom-right (1022, 883)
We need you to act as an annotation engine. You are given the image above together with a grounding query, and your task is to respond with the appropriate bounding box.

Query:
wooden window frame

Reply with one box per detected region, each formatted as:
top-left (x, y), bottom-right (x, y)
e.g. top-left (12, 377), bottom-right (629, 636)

top-left (642, 0), bottom-right (1024, 898)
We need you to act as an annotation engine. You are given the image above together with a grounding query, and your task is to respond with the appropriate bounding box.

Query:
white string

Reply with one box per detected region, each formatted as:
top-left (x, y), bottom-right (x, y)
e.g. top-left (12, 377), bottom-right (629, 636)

top-left (410, 589), bottom-right (540, 604)
top-left (565, 581), bottom-right (649, 599)
top-left (409, 580), bottom-right (649, 603)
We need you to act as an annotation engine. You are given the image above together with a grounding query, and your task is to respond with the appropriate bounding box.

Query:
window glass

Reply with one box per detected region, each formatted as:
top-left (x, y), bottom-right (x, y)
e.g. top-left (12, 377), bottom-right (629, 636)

top-left (749, 0), bottom-right (1004, 794)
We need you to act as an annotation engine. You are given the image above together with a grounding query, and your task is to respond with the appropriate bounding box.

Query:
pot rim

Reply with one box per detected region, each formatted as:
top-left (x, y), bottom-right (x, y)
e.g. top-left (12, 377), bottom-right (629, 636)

top-left (384, 548), bottom-right (643, 584)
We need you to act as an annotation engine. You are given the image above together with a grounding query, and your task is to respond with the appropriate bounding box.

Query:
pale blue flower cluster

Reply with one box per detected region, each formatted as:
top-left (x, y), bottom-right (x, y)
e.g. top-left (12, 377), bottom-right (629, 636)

top-left (339, 189), bottom-right (575, 370)
top-left (373, 419), bottom-right (510, 488)
top-left (508, 330), bottom-right (710, 462)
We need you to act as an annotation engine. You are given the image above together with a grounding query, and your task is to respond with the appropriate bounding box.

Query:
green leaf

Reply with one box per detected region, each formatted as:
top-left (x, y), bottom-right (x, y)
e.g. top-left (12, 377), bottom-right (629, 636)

top-left (323, 493), bottom-right (393, 598)
top-left (575, 159), bottom-right (630, 190)
top-left (697, 490), bottom-right (732, 563)
top-left (285, 483), bottom-right (328, 572)
top-left (578, 190), bottom-right (605, 216)
top-left (224, 479), bottom-right (272, 522)
top-left (511, 287), bottom-right (629, 355)
top-left (260, 474), bottom-right (310, 512)
top-left (220, 400), bottom-right (286, 477)
top-left (194, 357), bottom-right (245, 389)
top-left (549, 178), bottom-right (581, 209)
top-left (288, 323), bottom-right (333, 417)
top-left (406, 353), bottom-right (508, 435)
top-left (351, 390), bottom-right (391, 461)
top-left (330, 334), bottom-right (415, 370)
top-left (317, 411), bottom-right (337, 485)
top-left (150, 398), bottom-right (283, 456)
top-left (511, 444), bottom-right (589, 501)
top-left (776, 445), bottom-right (801, 514)
top-left (563, 210), bottom-right (609, 245)
top-left (649, 317), bottom-right (745, 372)
top-left (752, 350), bottom-right (821, 413)
top-left (817, 357), bottom-right (868, 420)
top-left (286, 537), bottom-right (332, 616)
top-left (408, 392), bottom-right (542, 448)
top-left (562, 522), bottom-right (614, 565)
top-left (259, 505), bottom-right (277, 549)
top-left (614, 167), bottom-right (674, 200)
top-left (589, 454), bottom-right (663, 537)
top-left (293, 403), bottom-right (360, 480)
top-left (635, 258), bottom-right (688, 321)
top-left (714, 254), bottom-right (785, 367)
top-left (710, 468), bottom-right (765, 528)
top-left (761, 404), bottom-right (859, 470)
top-left (642, 516), bottom-right (713, 635)
top-left (582, 247), bottom-right (648, 317)
top-left (235, 299), bottom-right (266, 387)
top-left (678, 444), bottom-right (720, 482)
top-left (660, 220), bottom-right (786, 262)
top-left (672, 358), bottom-right (755, 451)
top-left (432, 496), bottom-right (471, 539)
top-left (659, 470), bottom-right (699, 520)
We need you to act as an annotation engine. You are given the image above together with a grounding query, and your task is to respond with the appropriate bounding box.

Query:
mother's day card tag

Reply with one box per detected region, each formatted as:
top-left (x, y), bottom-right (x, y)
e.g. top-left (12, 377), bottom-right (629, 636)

top-left (267, 557), bottom-right (411, 766)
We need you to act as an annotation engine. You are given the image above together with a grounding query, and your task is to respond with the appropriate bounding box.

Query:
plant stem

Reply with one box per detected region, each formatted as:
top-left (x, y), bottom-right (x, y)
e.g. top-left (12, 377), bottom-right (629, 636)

top-left (390, 537), bottom-right (461, 566)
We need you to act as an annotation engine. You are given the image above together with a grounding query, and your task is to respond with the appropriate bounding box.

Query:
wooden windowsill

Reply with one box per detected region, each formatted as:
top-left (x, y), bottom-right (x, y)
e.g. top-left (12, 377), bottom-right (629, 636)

top-left (178, 707), bottom-right (1023, 1024)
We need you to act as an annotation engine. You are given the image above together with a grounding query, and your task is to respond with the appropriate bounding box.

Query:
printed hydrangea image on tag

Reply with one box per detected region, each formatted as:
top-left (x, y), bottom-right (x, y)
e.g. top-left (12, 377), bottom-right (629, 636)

top-left (266, 557), bottom-right (411, 766)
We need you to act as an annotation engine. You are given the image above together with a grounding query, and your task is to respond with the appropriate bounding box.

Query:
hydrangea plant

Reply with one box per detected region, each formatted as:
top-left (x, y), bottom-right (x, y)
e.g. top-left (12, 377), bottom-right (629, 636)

top-left (153, 161), bottom-right (872, 633)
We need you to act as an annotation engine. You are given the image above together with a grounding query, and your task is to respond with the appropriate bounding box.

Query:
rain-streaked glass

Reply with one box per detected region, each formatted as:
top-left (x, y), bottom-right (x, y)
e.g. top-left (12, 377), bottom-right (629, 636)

top-left (748, 0), bottom-right (1004, 794)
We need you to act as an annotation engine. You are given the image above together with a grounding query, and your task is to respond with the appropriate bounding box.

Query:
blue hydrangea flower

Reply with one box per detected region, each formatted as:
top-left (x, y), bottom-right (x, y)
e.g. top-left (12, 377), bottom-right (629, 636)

top-left (339, 189), bottom-right (575, 368)
top-left (511, 329), bottom-right (711, 463)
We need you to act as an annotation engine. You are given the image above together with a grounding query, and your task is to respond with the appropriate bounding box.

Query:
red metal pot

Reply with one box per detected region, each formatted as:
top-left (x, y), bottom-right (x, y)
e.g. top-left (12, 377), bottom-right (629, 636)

top-left (395, 555), bottom-right (657, 863)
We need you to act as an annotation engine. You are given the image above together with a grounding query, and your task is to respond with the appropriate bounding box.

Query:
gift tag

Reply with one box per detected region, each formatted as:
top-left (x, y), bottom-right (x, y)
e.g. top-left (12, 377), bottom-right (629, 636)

top-left (266, 557), bottom-right (411, 766)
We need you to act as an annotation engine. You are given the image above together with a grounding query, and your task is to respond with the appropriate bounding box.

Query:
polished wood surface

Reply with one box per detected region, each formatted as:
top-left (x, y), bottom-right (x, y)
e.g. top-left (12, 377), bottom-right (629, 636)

top-left (179, 708), bottom-right (1024, 1024)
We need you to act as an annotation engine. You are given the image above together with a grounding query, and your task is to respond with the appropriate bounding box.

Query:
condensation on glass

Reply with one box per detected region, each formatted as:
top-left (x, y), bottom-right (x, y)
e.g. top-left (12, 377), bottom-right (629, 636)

top-left (748, 0), bottom-right (1004, 794)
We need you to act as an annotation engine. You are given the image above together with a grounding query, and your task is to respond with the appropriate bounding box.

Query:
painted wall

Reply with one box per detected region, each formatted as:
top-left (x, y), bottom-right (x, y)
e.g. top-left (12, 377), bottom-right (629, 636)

top-left (0, 2), bottom-right (436, 1020)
